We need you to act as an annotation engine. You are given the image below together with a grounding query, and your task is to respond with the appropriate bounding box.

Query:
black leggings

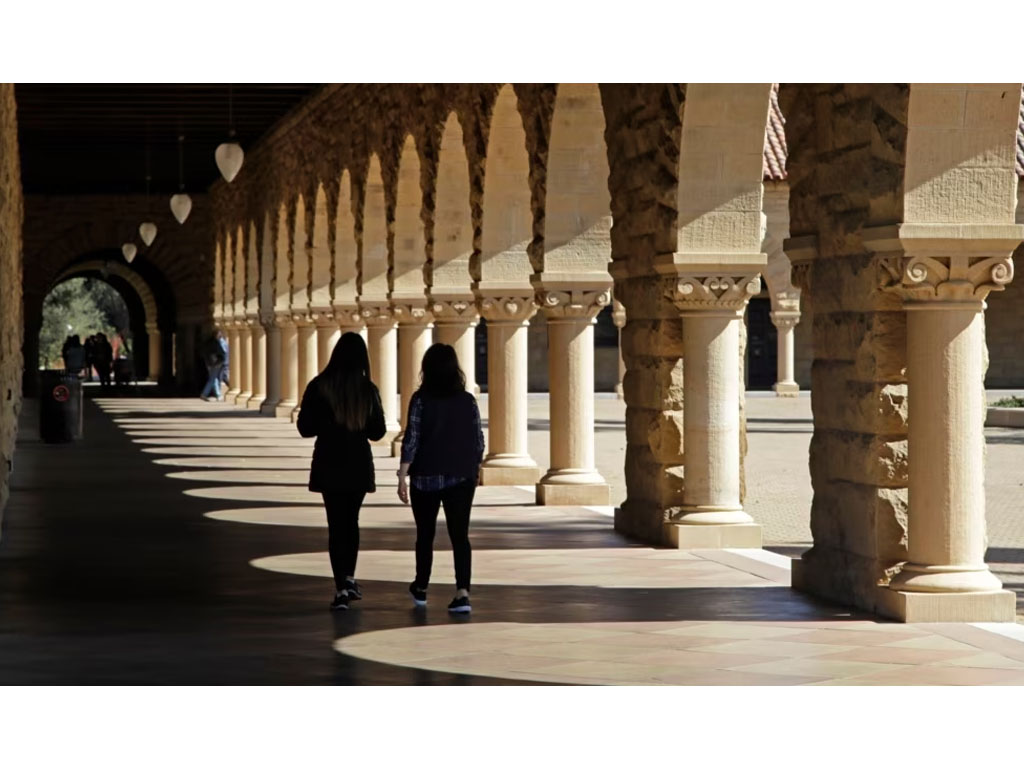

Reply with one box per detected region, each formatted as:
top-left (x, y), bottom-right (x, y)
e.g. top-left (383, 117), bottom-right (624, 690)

top-left (322, 489), bottom-right (367, 591)
top-left (410, 481), bottom-right (475, 591)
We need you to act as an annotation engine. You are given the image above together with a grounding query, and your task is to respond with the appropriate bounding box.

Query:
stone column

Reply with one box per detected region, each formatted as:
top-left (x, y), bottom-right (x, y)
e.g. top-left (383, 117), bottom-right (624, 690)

top-left (535, 289), bottom-right (611, 506)
top-left (235, 324), bottom-right (253, 405)
top-left (146, 323), bottom-right (162, 382)
top-left (247, 321), bottom-right (267, 410)
top-left (612, 299), bottom-right (626, 399)
top-left (259, 321), bottom-right (281, 416)
top-left (316, 313), bottom-right (341, 374)
top-left (293, 320), bottom-right (318, 420)
top-left (668, 274), bottom-right (762, 548)
top-left (275, 318), bottom-right (299, 419)
top-left (394, 304), bottom-right (434, 456)
top-left (432, 299), bottom-right (479, 395)
top-left (225, 325), bottom-right (242, 398)
top-left (477, 295), bottom-right (541, 486)
top-left (362, 307), bottom-right (400, 436)
top-left (770, 310), bottom-right (800, 396)
top-left (881, 236), bottom-right (1018, 621)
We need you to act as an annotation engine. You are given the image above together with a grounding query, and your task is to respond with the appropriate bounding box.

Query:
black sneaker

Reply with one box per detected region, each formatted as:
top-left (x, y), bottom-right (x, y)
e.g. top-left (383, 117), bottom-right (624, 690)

top-left (447, 595), bottom-right (471, 614)
top-left (409, 582), bottom-right (427, 607)
top-left (330, 591), bottom-right (350, 611)
top-left (345, 579), bottom-right (362, 601)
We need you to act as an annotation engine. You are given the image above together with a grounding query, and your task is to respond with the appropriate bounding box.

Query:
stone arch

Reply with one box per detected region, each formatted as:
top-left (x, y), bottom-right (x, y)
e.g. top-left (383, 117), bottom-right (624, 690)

top-left (480, 85), bottom-right (533, 286)
top-left (292, 192), bottom-right (312, 310)
top-left (432, 112), bottom-right (473, 295)
top-left (258, 210), bottom-right (275, 321)
top-left (56, 258), bottom-right (158, 328)
top-left (213, 230), bottom-right (226, 324)
top-left (309, 184), bottom-right (332, 311)
top-left (231, 224), bottom-right (246, 321)
top-left (360, 154), bottom-right (389, 304)
top-left (245, 219), bottom-right (259, 318)
top-left (333, 169), bottom-right (359, 316)
top-left (273, 202), bottom-right (291, 313)
top-left (392, 134), bottom-right (427, 302)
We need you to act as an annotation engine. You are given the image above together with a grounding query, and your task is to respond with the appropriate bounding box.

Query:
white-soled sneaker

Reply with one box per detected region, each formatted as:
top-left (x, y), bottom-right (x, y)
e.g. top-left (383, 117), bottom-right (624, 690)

top-left (447, 595), bottom-right (471, 614)
top-left (409, 582), bottom-right (427, 607)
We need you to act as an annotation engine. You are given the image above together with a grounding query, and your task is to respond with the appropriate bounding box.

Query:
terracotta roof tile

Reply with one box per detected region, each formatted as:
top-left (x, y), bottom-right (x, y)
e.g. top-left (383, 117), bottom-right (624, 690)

top-left (1017, 85), bottom-right (1024, 178)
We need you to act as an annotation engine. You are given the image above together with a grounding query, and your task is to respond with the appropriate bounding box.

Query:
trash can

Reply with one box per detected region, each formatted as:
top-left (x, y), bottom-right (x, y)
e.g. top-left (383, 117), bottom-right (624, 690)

top-left (39, 370), bottom-right (83, 443)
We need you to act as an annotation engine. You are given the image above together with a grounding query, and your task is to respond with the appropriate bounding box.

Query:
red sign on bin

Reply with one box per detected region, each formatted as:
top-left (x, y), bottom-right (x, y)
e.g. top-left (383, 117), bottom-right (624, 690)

top-left (52, 385), bottom-right (70, 403)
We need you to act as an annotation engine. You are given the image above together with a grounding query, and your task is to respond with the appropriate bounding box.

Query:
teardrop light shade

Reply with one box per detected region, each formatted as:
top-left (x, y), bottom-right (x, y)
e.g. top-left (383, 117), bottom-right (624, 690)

top-left (122, 243), bottom-right (137, 263)
top-left (170, 193), bottom-right (192, 224)
top-left (139, 222), bottom-right (158, 247)
top-left (215, 142), bottom-right (244, 183)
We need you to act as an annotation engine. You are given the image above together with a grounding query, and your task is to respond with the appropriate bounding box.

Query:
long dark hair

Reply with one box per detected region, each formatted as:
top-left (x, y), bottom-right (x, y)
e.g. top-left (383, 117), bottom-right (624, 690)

top-left (419, 343), bottom-right (466, 397)
top-left (319, 332), bottom-right (375, 431)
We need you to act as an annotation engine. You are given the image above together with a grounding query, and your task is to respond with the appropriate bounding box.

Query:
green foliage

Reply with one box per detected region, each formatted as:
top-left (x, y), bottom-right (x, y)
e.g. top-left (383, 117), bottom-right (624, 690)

top-left (39, 277), bottom-right (129, 369)
top-left (992, 396), bottom-right (1024, 408)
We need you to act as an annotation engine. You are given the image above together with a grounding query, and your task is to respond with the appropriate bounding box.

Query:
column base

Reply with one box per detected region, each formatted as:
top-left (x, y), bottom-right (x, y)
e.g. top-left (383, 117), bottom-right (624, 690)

top-left (876, 587), bottom-right (1016, 623)
top-left (536, 482), bottom-right (610, 506)
top-left (664, 521), bottom-right (762, 549)
top-left (772, 381), bottom-right (799, 397)
top-left (479, 463), bottom-right (542, 486)
top-left (246, 395), bottom-right (266, 411)
top-left (225, 388), bottom-right (241, 400)
top-left (274, 401), bottom-right (297, 419)
top-left (234, 390), bottom-right (252, 406)
top-left (615, 384), bottom-right (624, 400)
top-left (391, 435), bottom-right (402, 458)
top-left (259, 399), bottom-right (280, 416)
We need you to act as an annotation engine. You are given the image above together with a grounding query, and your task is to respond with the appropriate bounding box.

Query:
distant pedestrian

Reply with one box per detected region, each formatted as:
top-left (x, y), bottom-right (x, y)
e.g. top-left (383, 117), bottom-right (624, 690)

top-left (93, 332), bottom-right (113, 387)
top-left (200, 331), bottom-right (226, 401)
top-left (398, 343), bottom-right (484, 614)
top-left (62, 335), bottom-right (86, 375)
top-left (297, 332), bottom-right (387, 611)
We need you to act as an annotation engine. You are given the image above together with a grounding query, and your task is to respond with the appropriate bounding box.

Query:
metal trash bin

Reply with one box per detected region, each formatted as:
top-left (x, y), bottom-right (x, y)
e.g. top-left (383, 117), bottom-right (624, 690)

top-left (39, 370), bottom-right (83, 443)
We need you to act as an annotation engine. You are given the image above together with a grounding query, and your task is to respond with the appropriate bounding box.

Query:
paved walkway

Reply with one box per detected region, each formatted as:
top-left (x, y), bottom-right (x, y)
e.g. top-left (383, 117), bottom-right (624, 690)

top-left (1, 392), bottom-right (1023, 684)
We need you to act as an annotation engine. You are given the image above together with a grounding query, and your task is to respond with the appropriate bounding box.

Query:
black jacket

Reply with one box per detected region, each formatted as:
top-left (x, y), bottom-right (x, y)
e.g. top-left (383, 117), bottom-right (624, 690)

top-left (407, 391), bottom-right (484, 480)
top-left (296, 376), bottom-right (387, 493)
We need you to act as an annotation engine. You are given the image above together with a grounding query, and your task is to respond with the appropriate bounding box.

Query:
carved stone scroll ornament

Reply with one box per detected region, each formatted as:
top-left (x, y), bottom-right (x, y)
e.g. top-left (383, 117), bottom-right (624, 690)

top-left (537, 289), bottom-right (611, 320)
top-left (431, 299), bottom-right (477, 322)
top-left (391, 303), bottom-right (433, 324)
top-left (672, 275), bottom-right (761, 311)
top-left (477, 295), bottom-right (539, 324)
top-left (880, 252), bottom-right (1014, 303)
top-left (359, 304), bottom-right (396, 326)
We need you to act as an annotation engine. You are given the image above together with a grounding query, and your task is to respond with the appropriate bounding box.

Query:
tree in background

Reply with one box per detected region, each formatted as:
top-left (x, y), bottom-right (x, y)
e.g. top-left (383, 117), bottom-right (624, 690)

top-left (39, 277), bottom-right (130, 369)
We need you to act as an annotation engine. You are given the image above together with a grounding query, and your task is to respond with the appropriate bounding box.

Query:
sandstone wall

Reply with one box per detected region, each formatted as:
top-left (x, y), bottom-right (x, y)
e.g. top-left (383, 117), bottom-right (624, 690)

top-left (781, 84), bottom-right (910, 613)
top-left (0, 84), bottom-right (24, 538)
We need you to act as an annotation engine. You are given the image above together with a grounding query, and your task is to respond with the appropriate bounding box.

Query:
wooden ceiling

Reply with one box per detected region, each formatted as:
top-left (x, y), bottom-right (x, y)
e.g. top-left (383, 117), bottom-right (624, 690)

top-left (15, 84), bottom-right (320, 194)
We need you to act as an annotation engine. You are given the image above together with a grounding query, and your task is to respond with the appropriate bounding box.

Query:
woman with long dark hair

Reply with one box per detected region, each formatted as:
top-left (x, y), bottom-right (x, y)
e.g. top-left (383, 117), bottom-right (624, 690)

top-left (397, 343), bottom-right (485, 613)
top-left (297, 332), bottom-right (386, 611)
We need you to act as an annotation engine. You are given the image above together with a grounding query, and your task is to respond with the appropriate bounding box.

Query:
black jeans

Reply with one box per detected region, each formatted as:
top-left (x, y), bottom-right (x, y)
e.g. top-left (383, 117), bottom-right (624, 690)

top-left (322, 489), bottom-right (367, 591)
top-left (410, 480), bottom-right (475, 591)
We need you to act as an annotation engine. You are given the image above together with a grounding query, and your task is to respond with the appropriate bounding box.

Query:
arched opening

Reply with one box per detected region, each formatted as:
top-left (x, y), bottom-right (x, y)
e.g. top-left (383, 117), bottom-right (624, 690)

top-left (39, 276), bottom-right (132, 371)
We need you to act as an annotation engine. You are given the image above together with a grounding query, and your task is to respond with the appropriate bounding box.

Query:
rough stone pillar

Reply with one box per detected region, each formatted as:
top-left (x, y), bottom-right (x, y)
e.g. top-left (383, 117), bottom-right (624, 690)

top-left (664, 275), bottom-right (762, 547)
top-left (770, 311), bottom-right (800, 396)
top-left (535, 290), bottom-right (611, 506)
top-left (247, 322), bottom-right (266, 410)
top-left (275, 319), bottom-right (299, 419)
top-left (316, 313), bottom-right (340, 373)
top-left (612, 299), bottom-right (626, 399)
top-left (259, 322), bottom-right (281, 416)
top-left (394, 305), bottom-right (433, 455)
top-left (432, 300), bottom-right (478, 395)
top-left (225, 325), bottom-right (242, 398)
top-left (478, 295), bottom-right (541, 486)
top-left (146, 324), bottom-right (162, 382)
top-left (294, 320), bottom-right (318, 420)
top-left (363, 307), bottom-right (400, 436)
top-left (235, 325), bottom-right (252, 405)
top-left (877, 231), bottom-right (1020, 621)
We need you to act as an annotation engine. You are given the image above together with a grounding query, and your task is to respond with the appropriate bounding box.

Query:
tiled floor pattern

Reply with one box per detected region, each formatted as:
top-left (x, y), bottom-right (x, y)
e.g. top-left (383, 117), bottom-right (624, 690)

top-left (102, 396), bottom-right (1024, 686)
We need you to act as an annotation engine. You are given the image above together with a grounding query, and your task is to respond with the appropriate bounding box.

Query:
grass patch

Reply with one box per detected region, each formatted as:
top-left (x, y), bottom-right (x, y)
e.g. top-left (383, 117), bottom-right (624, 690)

top-left (991, 396), bottom-right (1024, 408)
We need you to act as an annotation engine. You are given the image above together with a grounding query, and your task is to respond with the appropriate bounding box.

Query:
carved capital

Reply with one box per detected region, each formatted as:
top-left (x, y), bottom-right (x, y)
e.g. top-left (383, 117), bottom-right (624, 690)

top-left (430, 298), bottom-right (478, 324)
top-left (611, 299), bottom-right (626, 329)
top-left (359, 304), bottom-right (396, 327)
top-left (880, 252), bottom-right (1014, 304)
top-left (310, 308), bottom-right (335, 326)
top-left (671, 275), bottom-right (761, 312)
top-left (477, 295), bottom-right (538, 324)
top-left (770, 311), bottom-right (800, 332)
top-left (392, 302), bottom-right (434, 325)
top-left (537, 289), bottom-right (611, 320)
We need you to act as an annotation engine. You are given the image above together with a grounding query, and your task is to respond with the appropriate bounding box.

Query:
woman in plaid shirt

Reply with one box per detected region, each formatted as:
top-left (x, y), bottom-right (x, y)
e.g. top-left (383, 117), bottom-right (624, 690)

top-left (397, 343), bottom-right (485, 613)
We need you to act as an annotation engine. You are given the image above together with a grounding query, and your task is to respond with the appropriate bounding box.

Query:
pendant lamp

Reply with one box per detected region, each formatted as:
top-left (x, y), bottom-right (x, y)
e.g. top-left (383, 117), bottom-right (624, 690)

top-left (215, 84), bottom-right (244, 183)
top-left (139, 146), bottom-right (158, 247)
top-left (122, 243), bottom-right (137, 263)
top-left (170, 134), bottom-right (192, 224)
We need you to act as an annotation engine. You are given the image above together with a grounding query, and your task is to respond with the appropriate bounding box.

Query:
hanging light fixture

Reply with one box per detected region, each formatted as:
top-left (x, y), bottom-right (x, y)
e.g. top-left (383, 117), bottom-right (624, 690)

top-left (170, 133), bottom-right (192, 224)
top-left (122, 243), bottom-right (138, 263)
top-left (139, 143), bottom-right (158, 247)
top-left (215, 84), bottom-right (244, 183)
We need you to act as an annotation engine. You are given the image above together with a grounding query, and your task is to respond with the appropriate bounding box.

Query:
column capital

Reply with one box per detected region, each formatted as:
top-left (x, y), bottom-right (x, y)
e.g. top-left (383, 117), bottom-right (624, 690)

top-left (537, 288), bottom-right (610, 321)
top-left (359, 303), bottom-right (397, 327)
top-left (274, 311), bottom-right (297, 329)
top-left (310, 307), bottom-right (336, 327)
top-left (670, 274), bottom-right (761, 314)
top-left (429, 297), bottom-right (479, 325)
top-left (611, 299), bottom-right (626, 329)
top-left (392, 302), bottom-right (434, 326)
top-left (478, 294), bottom-right (538, 325)
top-left (769, 310), bottom-right (801, 331)
top-left (333, 303), bottom-right (363, 328)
